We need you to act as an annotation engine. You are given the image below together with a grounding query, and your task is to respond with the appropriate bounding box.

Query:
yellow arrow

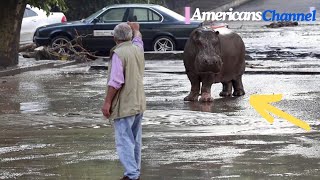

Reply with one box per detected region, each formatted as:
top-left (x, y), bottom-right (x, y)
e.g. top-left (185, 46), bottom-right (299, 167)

top-left (250, 94), bottom-right (311, 131)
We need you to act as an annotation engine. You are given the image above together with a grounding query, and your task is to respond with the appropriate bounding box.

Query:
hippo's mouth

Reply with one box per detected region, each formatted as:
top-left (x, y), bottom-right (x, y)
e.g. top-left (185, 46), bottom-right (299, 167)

top-left (195, 53), bottom-right (223, 73)
top-left (197, 71), bottom-right (220, 76)
top-left (197, 62), bottom-right (222, 74)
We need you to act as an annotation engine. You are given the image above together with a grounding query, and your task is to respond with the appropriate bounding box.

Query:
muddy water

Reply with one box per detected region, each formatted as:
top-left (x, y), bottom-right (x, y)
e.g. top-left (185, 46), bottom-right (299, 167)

top-left (2, 5), bottom-right (320, 179)
top-left (0, 65), bottom-right (320, 179)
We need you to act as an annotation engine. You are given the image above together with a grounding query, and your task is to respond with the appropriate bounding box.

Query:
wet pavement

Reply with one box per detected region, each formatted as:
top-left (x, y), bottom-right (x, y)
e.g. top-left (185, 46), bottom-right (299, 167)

top-left (1, 0), bottom-right (320, 179)
top-left (0, 62), bottom-right (320, 179)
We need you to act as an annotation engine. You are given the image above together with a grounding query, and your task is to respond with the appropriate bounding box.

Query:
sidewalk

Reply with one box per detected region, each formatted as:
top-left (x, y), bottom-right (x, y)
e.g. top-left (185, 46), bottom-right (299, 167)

top-left (3, 52), bottom-right (320, 78)
top-left (0, 51), bottom-right (184, 77)
top-left (143, 59), bottom-right (320, 75)
top-left (89, 51), bottom-right (320, 75)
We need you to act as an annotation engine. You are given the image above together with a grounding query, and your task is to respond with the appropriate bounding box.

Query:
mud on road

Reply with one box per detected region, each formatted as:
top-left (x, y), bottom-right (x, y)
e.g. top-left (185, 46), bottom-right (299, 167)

top-left (0, 64), bottom-right (320, 179)
top-left (1, 2), bottom-right (320, 178)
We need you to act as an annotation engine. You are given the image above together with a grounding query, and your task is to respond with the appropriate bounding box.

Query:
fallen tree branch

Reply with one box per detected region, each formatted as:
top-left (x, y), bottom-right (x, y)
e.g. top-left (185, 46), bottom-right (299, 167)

top-left (19, 43), bottom-right (37, 52)
top-left (28, 29), bottom-right (110, 61)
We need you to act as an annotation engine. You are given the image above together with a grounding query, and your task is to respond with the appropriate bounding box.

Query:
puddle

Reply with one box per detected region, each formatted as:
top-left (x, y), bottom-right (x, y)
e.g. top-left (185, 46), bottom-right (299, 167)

top-left (20, 102), bottom-right (49, 113)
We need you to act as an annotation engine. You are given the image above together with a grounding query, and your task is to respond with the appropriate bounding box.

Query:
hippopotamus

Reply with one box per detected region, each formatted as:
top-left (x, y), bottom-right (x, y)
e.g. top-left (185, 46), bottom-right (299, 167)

top-left (183, 25), bottom-right (246, 102)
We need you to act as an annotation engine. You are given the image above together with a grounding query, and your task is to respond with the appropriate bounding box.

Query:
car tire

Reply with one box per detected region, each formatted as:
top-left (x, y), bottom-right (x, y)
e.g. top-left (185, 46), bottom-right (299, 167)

top-left (153, 36), bottom-right (176, 52)
top-left (51, 36), bottom-right (72, 54)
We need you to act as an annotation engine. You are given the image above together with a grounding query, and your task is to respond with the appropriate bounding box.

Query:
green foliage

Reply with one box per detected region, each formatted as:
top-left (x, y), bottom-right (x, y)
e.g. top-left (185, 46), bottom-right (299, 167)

top-left (27, 0), bottom-right (67, 14)
top-left (64, 0), bottom-right (113, 20)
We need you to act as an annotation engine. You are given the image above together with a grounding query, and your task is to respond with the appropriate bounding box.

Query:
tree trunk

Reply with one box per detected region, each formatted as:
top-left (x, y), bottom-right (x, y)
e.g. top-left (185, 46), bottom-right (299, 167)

top-left (0, 0), bottom-right (26, 68)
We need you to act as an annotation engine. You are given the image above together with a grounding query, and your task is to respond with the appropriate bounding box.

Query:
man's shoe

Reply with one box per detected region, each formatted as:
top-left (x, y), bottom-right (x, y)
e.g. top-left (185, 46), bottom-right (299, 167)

top-left (120, 176), bottom-right (140, 180)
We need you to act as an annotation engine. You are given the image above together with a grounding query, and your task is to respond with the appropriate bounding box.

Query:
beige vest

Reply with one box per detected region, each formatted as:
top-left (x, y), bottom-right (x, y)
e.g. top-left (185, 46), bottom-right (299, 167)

top-left (107, 41), bottom-right (146, 120)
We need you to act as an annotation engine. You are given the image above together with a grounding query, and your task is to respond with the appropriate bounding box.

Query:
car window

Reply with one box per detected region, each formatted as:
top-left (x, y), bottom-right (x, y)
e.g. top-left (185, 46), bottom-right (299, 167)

top-left (24, 8), bottom-right (38, 18)
top-left (99, 8), bottom-right (126, 23)
top-left (155, 6), bottom-right (185, 21)
top-left (132, 8), bottom-right (161, 22)
top-left (149, 10), bottom-right (161, 21)
top-left (85, 8), bottom-right (106, 22)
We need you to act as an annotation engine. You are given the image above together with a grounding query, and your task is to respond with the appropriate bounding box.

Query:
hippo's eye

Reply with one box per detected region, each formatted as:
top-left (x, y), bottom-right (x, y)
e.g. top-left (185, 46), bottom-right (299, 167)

top-left (212, 39), bottom-right (219, 45)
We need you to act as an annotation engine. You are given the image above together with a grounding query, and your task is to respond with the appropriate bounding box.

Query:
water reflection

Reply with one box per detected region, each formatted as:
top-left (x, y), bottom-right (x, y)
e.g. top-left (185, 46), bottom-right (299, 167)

top-left (185, 97), bottom-right (244, 114)
top-left (186, 101), bottom-right (215, 112)
top-left (0, 80), bottom-right (20, 114)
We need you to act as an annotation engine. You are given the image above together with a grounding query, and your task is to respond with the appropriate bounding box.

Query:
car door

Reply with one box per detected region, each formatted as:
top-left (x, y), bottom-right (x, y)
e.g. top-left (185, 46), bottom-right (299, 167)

top-left (128, 7), bottom-right (163, 51)
top-left (83, 8), bottom-right (129, 53)
top-left (20, 8), bottom-right (40, 44)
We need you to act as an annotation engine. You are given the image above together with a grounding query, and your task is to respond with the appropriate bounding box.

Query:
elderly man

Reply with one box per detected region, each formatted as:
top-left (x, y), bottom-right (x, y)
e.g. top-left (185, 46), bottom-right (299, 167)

top-left (101, 22), bottom-right (146, 180)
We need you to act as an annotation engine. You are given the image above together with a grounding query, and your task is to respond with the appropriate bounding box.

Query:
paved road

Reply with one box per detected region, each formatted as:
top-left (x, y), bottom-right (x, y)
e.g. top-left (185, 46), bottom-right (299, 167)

top-left (1, 0), bottom-right (320, 179)
top-left (0, 62), bottom-right (319, 179)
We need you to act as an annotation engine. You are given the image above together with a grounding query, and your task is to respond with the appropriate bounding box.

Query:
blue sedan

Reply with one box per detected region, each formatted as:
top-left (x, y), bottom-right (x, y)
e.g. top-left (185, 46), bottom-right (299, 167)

top-left (34, 4), bottom-right (201, 53)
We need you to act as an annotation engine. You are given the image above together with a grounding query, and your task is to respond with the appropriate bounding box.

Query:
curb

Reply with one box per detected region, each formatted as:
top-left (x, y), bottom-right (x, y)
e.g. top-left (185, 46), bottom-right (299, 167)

top-left (89, 65), bottom-right (320, 75)
top-left (0, 60), bottom-right (78, 78)
top-left (244, 70), bottom-right (320, 75)
top-left (53, 60), bottom-right (78, 68)
top-left (145, 70), bottom-right (320, 75)
top-left (88, 52), bottom-right (252, 61)
top-left (0, 63), bottom-right (54, 77)
top-left (210, 0), bottom-right (253, 12)
top-left (144, 52), bottom-right (253, 61)
top-left (144, 51), bottom-right (183, 60)
top-left (91, 52), bottom-right (184, 61)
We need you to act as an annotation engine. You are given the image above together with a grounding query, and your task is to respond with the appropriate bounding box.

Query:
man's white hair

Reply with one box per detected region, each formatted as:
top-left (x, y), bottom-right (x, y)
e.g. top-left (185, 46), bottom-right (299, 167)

top-left (113, 23), bottom-right (133, 41)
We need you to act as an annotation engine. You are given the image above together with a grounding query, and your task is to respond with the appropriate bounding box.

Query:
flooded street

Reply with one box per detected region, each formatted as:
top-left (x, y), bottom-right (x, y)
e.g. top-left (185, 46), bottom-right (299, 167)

top-left (1, 0), bottom-right (320, 179)
top-left (1, 62), bottom-right (320, 179)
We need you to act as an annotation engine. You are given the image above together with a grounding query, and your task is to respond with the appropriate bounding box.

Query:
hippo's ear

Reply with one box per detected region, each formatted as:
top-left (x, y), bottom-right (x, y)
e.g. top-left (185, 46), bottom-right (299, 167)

top-left (215, 31), bottom-right (219, 35)
top-left (193, 29), bottom-right (201, 41)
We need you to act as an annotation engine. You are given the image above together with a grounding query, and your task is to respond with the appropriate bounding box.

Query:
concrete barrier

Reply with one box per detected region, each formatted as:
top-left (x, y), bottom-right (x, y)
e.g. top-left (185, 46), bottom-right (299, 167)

top-left (144, 51), bottom-right (183, 60)
top-left (144, 51), bottom-right (254, 61)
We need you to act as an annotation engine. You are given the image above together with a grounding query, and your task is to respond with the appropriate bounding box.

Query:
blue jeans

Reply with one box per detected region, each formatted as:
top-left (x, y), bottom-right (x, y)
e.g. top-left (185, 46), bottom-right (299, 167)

top-left (114, 113), bottom-right (143, 180)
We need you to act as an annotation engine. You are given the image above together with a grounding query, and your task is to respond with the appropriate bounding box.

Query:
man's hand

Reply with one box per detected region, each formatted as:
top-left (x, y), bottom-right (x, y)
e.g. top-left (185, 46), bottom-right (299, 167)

top-left (102, 86), bottom-right (118, 119)
top-left (128, 22), bottom-right (142, 38)
top-left (128, 22), bottom-right (140, 31)
top-left (101, 102), bottom-right (111, 118)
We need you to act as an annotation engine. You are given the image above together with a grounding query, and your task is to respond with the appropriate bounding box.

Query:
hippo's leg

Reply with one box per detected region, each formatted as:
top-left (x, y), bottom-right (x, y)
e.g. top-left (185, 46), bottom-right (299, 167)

top-left (219, 81), bottom-right (233, 97)
top-left (184, 72), bottom-right (200, 101)
top-left (199, 76), bottom-right (214, 102)
top-left (232, 76), bottom-right (245, 96)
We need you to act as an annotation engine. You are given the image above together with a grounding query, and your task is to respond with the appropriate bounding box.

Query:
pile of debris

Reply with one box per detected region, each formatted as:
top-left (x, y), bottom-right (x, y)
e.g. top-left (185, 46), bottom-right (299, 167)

top-left (19, 31), bottom-right (102, 62)
top-left (266, 21), bottom-right (299, 28)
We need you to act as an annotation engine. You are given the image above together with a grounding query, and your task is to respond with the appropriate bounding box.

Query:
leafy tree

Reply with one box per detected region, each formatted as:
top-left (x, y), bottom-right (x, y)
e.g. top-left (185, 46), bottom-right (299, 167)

top-left (0, 0), bottom-right (66, 68)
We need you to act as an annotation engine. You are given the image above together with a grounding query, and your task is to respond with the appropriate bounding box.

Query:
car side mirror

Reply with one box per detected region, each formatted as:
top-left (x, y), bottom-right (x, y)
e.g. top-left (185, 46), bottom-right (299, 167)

top-left (92, 18), bottom-right (99, 24)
